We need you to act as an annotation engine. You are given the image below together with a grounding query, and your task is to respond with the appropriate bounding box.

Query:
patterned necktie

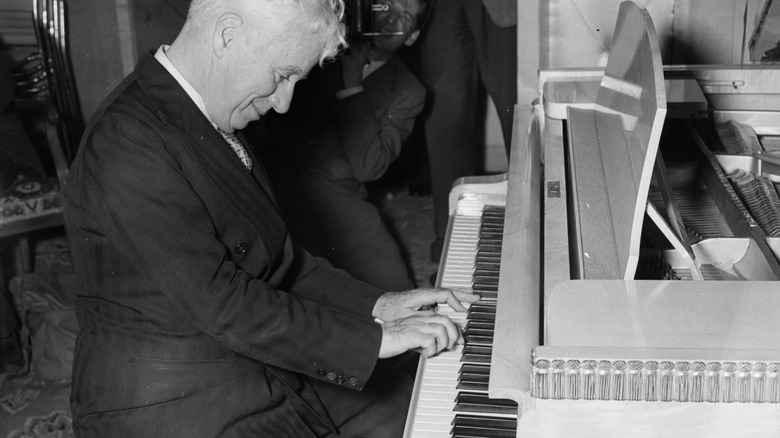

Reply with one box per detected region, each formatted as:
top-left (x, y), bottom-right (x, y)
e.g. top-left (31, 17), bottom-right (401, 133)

top-left (218, 129), bottom-right (253, 171)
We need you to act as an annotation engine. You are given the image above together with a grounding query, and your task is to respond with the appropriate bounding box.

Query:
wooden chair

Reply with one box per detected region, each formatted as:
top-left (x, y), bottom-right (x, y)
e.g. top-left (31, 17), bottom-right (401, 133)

top-left (1, 0), bottom-right (81, 278)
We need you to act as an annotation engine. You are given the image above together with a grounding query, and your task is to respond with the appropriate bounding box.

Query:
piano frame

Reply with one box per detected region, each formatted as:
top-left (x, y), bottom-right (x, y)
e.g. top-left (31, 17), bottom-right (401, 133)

top-left (492, 1), bottom-right (780, 435)
top-left (405, 1), bottom-right (780, 436)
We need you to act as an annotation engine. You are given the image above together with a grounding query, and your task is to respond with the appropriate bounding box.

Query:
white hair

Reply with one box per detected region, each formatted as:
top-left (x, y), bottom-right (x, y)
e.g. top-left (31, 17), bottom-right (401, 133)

top-left (183, 0), bottom-right (348, 65)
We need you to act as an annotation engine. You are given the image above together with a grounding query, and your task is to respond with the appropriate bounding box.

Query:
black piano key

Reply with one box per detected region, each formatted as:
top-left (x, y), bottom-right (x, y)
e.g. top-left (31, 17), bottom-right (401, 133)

top-left (465, 320), bottom-right (495, 334)
top-left (475, 256), bottom-right (501, 266)
top-left (479, 228), bottom-right (504, 236)
top-left (467, 310), bottom-right (495, 322)
top-left (464, 327), bottom-right (494, 339)
top-left (476, 238), bottom-right (503, 247)
top-left (476, 246), bottom-right (502, 254)
top-left (478, 231), bottom-right (504, 241)
top-left (475, 265), bottom-right (500, 274)
top-left (453, 392), bottom-right (518, 415)
top-left (458, 370), bottom-right (490, 383)
top-left (466, 331), bottom-right (494, 343)
top-left (466, 318), bottom-right (495, 326)
top-left (463, 341), bottom-right (493, 353)
top-left (476, 247), bottom-right (501, 262)
top-left (472, 290), bottom-right (498, 301)
top-left (474, 282), bottom-right (499, 289)
top-left (480, 212), bottom-right (504, 220)
top-left (459, 363), bottom-right (491, 376)
top-left (473, 290), bottom-right (498, 300)
top-left (453, 414), bottom-right (517, 430)
top-left (451, 425), bottom-right (517, 438)
top-left (469, 302), bottom-right (496, 311)
top-left (475, 259), bottom-right (501, 268)
top-left (457, 364), bottom-right (490, 391)
top-left (473, 283), bottom-right (498, 291)
top-left (456, 380), bottom-right (489, 392)
top-left (474, 263), bottom-right (501, 274)
top-left (461, 352), bottom-right (491, 364)
top-left (474, 267), bottom-right (500, 275)
top-left (473, 274), bottom-right (499, 285)
top-left (475, 257), bottom-right (501, 265)
top-left (479, 217), bottom-right (505, 225)
top-left (467, 308), bottom-right (496, 317)
top-left (464, 336), bottom-right (493, 347)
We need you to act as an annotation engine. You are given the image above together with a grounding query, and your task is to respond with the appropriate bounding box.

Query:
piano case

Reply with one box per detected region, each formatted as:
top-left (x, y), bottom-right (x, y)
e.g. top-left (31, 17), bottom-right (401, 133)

top-left (514, 1), bottom-right (780, 437)
top-left (404, 1), bottom-right (780, 437)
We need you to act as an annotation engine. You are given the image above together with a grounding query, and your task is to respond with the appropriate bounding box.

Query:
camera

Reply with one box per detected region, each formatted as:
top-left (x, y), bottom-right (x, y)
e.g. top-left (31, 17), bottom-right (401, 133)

top-left (344, 0), bottom-right (403, 38)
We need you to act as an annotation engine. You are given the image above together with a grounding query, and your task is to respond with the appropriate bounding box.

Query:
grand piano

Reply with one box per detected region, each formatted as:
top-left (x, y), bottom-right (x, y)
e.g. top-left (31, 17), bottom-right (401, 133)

top-left (404, 1), bottom-right (780, 436)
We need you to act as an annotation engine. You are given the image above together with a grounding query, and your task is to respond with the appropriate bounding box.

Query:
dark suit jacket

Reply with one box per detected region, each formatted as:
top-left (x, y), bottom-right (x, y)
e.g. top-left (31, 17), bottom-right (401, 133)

top-left (63, 53), bottom-right (386, 437)
top-left (267, 55), bottom-right (425, 189)
top-left (482, 0), bottom-right (517, 27)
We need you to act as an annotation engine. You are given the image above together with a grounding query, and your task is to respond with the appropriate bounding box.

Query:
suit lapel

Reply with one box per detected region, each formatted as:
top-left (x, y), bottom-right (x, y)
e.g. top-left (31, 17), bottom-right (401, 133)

top-left (133, 55), bottom-right (284, 233)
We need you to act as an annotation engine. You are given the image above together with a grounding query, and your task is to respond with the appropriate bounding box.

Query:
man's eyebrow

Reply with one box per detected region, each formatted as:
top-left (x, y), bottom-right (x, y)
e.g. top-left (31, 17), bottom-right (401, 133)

top-left (279, 65), bottom-right (307, 78)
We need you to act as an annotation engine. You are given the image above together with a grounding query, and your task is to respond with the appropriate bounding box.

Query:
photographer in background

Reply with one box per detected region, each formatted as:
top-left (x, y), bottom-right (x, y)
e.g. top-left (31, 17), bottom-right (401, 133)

top-left (259, 0), bottom-right (433, 292)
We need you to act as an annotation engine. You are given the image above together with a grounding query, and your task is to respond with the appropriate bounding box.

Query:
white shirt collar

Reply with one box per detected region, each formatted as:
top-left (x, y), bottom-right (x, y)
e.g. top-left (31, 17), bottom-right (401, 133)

top-left (154, 45), bottom-right (218, 129)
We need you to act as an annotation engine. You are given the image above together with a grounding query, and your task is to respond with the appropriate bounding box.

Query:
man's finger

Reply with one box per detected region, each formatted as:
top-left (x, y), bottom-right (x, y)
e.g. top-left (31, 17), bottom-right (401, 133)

top-left (447, 291), bottom-right (480, 312)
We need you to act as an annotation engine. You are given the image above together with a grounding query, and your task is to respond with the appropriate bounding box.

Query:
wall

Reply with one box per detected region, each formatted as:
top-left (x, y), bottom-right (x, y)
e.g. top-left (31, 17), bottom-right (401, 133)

top-left (59, 0), bottom-right (186, 122)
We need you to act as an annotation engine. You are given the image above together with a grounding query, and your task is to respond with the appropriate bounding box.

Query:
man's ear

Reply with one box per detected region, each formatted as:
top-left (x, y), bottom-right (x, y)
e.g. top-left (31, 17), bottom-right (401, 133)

top-left (404, 29), bottom-right (421, 47)
top-left (213, 12), bottom-right (243, 57)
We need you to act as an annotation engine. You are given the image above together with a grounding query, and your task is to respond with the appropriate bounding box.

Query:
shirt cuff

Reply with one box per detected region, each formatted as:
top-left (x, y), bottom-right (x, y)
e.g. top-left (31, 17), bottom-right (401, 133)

top-left (335, 85), bottom-right (364, 100)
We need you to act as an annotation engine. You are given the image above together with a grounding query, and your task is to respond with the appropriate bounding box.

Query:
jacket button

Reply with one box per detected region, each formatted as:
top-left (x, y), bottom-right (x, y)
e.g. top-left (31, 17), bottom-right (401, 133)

top-left (336, 376), bottom-right (346, 385)
top-left (347, 377), bottom-right (358, 387)
top-left (235, 242), bottom-right (248, 254)
top-left (317, 368), bottom-right (327, 377)
top-left (326, 372), bottom-right (337, 381)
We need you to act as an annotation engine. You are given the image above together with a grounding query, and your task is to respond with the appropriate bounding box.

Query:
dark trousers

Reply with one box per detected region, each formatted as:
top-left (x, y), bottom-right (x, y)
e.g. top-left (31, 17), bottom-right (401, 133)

top-left (420, 0), bottom-right (517, 239)
top-left (313, 356), bottom-right (416, 437)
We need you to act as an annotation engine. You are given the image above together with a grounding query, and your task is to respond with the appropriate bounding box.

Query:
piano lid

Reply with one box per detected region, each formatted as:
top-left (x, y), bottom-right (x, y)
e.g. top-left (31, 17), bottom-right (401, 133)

top-left (566, 1), bottom-right (667, 280)
top-left (546, 279), bottom-right (780, 350)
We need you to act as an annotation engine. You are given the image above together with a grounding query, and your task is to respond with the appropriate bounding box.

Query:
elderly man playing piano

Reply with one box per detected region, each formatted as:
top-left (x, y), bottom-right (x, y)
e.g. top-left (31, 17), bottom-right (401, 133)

top-left (62, 0), bottom-right (477, 436)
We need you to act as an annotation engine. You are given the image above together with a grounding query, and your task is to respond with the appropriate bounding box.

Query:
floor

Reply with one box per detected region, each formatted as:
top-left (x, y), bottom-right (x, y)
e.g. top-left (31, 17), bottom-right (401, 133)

top-left (0, 187), bottom-right (439, 437)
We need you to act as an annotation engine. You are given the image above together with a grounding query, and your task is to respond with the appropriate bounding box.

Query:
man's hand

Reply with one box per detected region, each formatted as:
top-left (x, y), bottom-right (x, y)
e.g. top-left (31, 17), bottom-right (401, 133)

top-left (340, 41), bottom-right (371, 88)
top-left (372, 288), bottom-right (480, 358)
top-left (378, 314), bottom-right (463, 358)
top-left (372, 288), bottom-right (479, 322)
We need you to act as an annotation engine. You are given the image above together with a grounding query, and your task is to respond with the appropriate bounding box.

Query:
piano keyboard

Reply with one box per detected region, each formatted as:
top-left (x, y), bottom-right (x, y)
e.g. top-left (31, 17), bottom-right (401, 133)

top-left (405, 199), bottom-right (518, 438)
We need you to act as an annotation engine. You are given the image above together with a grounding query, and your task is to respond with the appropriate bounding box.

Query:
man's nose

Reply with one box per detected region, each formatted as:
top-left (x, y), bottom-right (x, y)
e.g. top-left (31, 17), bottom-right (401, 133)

top-left (270, 82), bottom-right (294, 114)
